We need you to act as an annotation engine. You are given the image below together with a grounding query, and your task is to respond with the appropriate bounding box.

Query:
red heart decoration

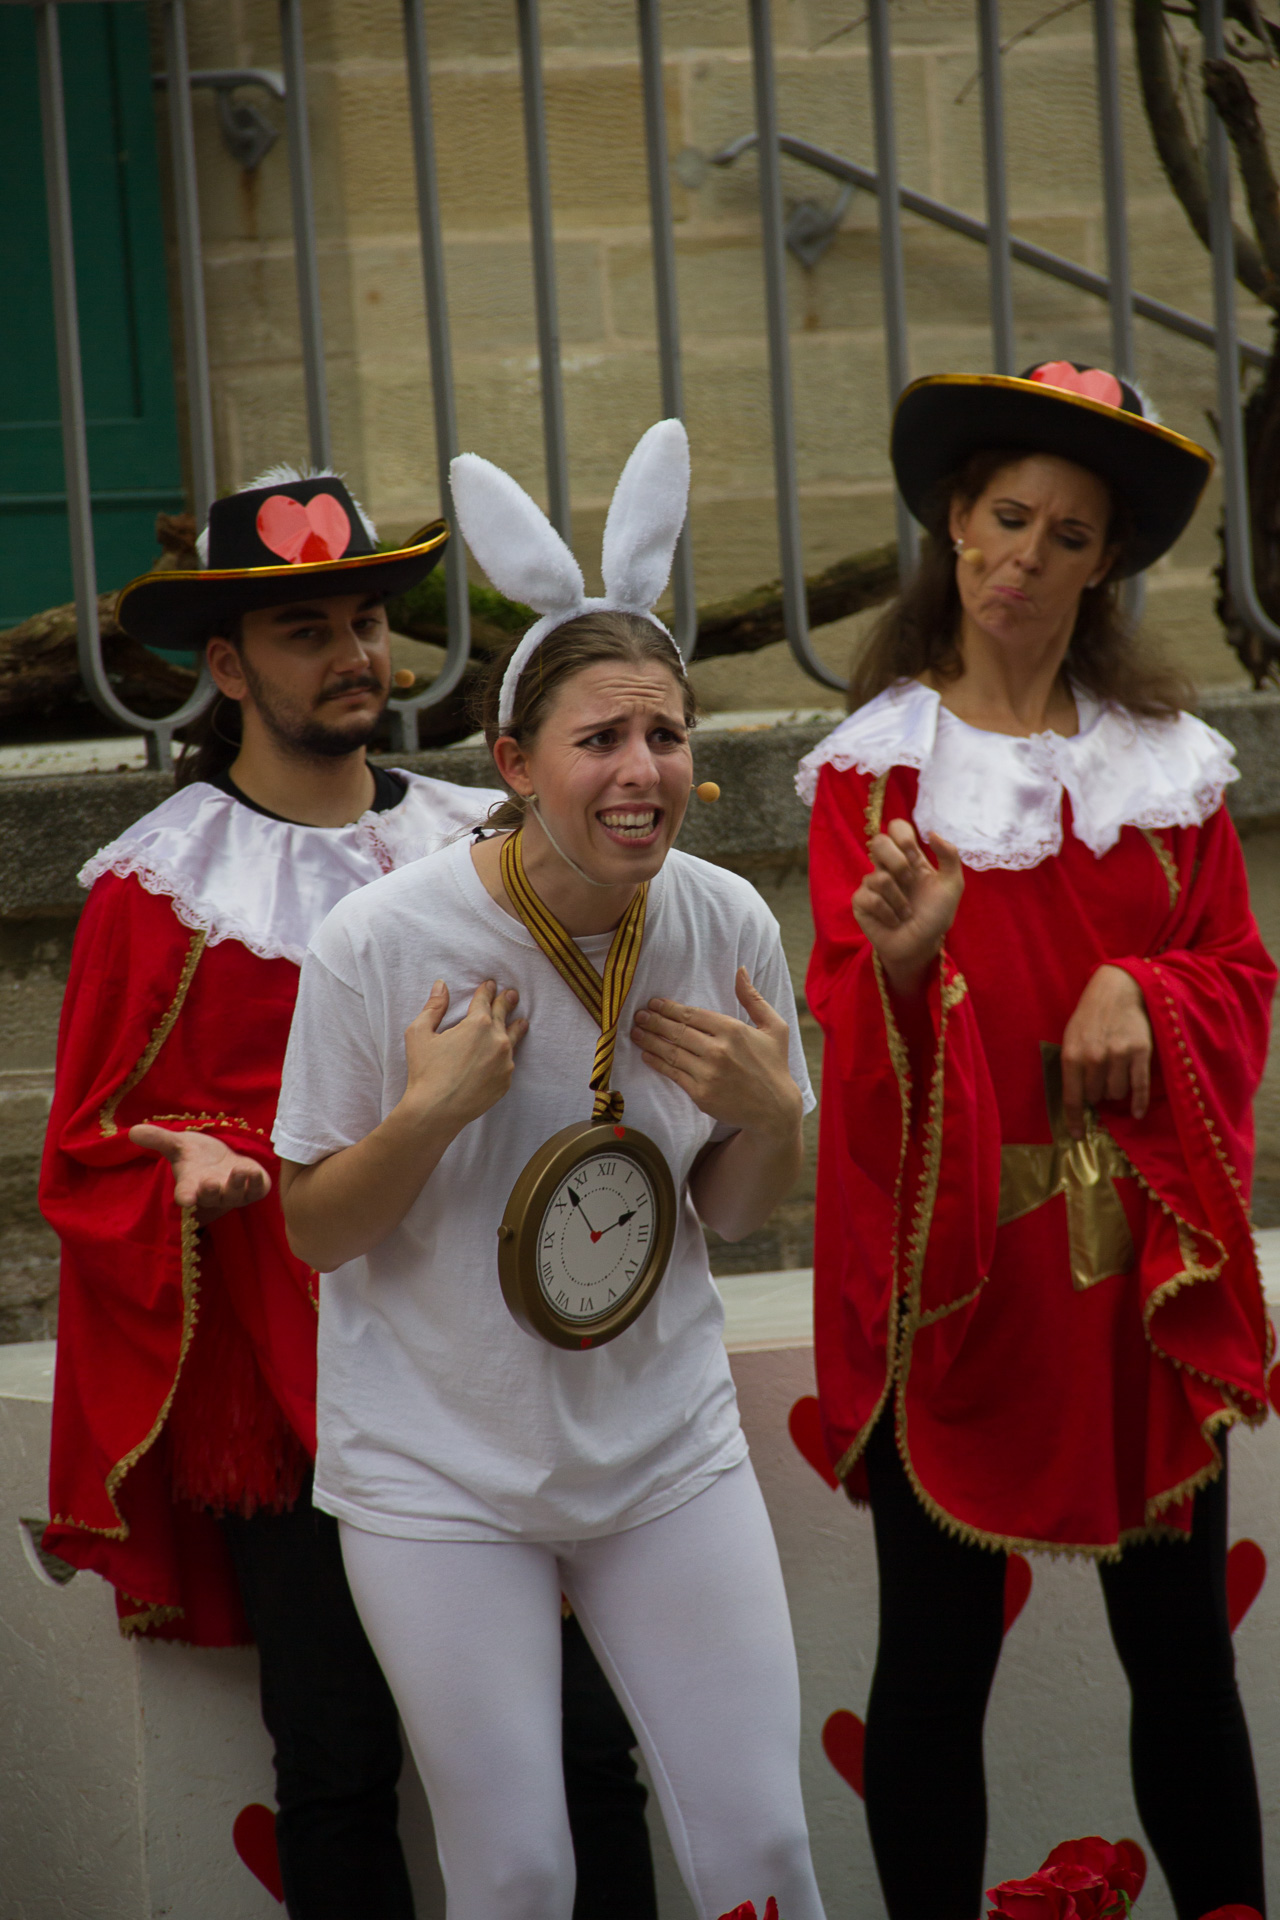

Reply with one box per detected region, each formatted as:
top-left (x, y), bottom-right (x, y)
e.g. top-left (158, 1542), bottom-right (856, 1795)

top-left (1003, 1553), bottom-right (1032, 1634)
top-left (256, 492), bottom-right (351, 565)
top-left (1028, 360), bottom-right (1124, 408)
top-left (233, 1803), bottom-right (284, 1903)
top-left (1226, 1538), bottom-right (1266, 1634)
top-left (788, 1396), bottom-right (838, 1490)
top-left (822, 1708), bottom-right (865, 1799)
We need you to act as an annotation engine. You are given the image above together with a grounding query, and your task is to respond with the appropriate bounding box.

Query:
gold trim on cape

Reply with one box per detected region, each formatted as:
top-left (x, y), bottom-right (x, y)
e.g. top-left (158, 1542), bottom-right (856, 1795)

top-left (99, 931), bottom-right (207, 1136)
top-left (1140, 827), bottom-right (1180, 908)
top-left (51, 1203), bottom-right (202, 1548)
top-left (832, 954), bottom-right (1249, 1553)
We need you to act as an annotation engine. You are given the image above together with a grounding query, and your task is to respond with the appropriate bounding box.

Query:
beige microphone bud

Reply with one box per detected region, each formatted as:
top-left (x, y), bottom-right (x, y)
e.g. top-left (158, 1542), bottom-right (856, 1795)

top-left (695, 781), bottom-right (721, 803)
top-left (392, 668), bottom-right (416, 689)
top-left (960, 547), bottom-right (984, 568)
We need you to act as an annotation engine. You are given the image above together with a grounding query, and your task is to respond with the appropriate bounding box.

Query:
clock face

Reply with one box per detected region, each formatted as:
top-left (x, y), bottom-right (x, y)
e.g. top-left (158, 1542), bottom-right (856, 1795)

top-left (535, 1150), bottom-right (660, 1326)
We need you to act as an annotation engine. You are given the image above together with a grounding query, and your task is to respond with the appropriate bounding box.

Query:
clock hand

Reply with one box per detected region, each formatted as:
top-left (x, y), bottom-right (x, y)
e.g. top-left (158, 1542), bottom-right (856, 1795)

top-left (590, 1209), bottom-right (637, 1244)
top-left (567, 1187), bottom-right (604, 1236)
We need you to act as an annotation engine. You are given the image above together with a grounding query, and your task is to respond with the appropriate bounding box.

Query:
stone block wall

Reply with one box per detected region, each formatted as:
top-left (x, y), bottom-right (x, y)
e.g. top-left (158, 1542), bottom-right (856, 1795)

top-left (148, 0), bottom-right (1276, 702)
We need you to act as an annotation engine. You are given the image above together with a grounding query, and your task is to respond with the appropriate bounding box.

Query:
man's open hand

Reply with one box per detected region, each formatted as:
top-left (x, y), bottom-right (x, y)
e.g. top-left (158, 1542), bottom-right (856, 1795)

top-left (129, 1124), bottom-right (271, 1224)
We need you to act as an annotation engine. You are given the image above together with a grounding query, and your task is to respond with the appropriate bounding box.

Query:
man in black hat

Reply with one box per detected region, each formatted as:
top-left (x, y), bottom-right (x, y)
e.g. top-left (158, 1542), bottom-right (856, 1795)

top-left (41, 468), bottom-right (489, 1916)
top-left (40, 467), bottom-right (659, 1919)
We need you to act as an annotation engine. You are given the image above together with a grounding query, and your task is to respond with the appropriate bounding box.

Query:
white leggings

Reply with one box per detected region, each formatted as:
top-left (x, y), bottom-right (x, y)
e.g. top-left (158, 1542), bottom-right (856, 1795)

top-left (340, 1460), bottom-right (825, 1920)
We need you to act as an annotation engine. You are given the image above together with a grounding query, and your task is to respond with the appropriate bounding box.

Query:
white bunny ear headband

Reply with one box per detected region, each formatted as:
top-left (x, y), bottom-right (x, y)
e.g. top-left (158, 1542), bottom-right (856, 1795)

top-left (449, 419), bottom-right (691, 730)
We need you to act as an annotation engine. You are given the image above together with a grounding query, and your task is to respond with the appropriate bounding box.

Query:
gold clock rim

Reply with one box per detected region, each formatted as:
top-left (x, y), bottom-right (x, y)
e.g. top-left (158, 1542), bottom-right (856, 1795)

top-left (496, 1119), bottom-right (677, 1350)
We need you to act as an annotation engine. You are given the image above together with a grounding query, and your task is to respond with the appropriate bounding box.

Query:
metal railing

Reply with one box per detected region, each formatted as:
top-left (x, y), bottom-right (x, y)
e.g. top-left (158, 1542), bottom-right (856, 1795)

top-left (11, 0), bottom-right (1275, 763)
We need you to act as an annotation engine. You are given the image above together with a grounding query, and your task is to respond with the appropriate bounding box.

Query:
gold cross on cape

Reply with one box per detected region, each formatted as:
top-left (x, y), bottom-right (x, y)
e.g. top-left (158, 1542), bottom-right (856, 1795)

top-left (998, 1043), bottom-right (1136, 1290)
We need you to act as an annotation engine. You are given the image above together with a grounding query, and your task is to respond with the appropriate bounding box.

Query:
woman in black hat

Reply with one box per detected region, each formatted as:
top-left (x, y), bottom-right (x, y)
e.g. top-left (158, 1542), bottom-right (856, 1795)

top-left (799, 363), bottom-right (1274, 1916)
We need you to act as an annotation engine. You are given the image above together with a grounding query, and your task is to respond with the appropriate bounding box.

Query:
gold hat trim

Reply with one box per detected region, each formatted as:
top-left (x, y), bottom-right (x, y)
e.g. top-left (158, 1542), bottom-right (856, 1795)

top-left (115, 518), bottom-right (448, 624)
top-left (894, 373), bottom-right (1214, 474)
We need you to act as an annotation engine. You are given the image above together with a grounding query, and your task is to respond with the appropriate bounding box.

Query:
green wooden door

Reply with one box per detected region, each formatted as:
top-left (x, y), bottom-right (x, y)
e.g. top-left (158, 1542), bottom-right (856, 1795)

top-left (0, 2), bottom-right (185, 628)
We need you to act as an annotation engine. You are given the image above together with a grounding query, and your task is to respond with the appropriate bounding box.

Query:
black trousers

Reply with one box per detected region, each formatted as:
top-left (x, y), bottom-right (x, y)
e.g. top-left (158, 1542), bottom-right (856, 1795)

top-left (861, 1417), bottom-right (1266, 1920)
top-left (221, 1483), bottom-right (657, 1920)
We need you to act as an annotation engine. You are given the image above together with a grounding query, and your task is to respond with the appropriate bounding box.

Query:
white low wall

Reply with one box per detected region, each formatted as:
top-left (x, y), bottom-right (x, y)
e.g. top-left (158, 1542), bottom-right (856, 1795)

top-left (3, 1257), bottom-right (1278, 1917)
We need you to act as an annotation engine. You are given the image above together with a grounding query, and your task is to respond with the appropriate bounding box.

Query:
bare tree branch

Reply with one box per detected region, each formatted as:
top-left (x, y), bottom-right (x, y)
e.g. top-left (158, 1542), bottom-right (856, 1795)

top-left (954, 0), bottom-right (1089, 106)
top-left (1226, 0), bottom-right (1280, 61)
top-left (1132, 0), bottom-right (1273, 302)
top-left (1203, 56), bottom-right (1280, 290)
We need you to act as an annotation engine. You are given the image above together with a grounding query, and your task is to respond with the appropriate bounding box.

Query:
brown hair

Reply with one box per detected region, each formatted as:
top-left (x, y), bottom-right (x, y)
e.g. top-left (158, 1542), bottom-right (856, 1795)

top-left (847, 448), bottom-right (1193, 718)
top-left (477, 609), bottom-right (698, 831)
top-left (174, 615), bottom-right (244, 788)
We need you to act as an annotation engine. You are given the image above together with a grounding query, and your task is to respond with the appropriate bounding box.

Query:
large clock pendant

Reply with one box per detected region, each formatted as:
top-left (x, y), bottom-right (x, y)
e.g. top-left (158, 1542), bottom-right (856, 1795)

top-left (497, 1121), bottom-right (678, 1349)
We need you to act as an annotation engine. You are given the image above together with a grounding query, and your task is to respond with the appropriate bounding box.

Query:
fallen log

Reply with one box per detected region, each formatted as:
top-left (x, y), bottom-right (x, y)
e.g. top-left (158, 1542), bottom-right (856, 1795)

top-left (383, 541), bottom-right (901, 663)
top-left (691, 542), bottom-right (899, 660)
top-left (0, 523), bottom-right (899, 737)
top-left (0, 594), bottom-right (198, 723)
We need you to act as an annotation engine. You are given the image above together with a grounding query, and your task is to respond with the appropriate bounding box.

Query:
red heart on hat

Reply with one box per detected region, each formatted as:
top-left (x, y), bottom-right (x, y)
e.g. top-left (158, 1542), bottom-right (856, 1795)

top-left (1029, 360), bottom-right (1124, 409)
top-left (233, 1803), bottom-right (283, 1903)
top-left (1226, 1538), bottom-right (1266, 1633)
top-left (822, 1708), bottom-right (865, 1798)
top-left (1003, 1552), bottom-right (1032, 1634)
top-left (256, 491), bottom-right (351, 565)
top-left (788, 1396), bottom-right (839, 1490)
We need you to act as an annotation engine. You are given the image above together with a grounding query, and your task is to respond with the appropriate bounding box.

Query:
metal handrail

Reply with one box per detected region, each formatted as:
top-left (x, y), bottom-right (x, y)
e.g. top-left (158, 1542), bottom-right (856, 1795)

top-left (18, 0), bottom-right (1280, 758)
top-left (389, 0), bottom-right (471, 751)
top-left (710, 132), bottom-right (1269, 375)
top-left (32, 0), bottom-right (214, 770)
top-left (1204, 0), bottom-right (1280, 655)
top-left (638, 0), bottom-right (697, 660)
top-left (279, 0), bottom-right (329, 471)
top-left (161, 4), bottom-right (216, 529)
top-left (978, 0), bottom-right (1016, 373)
top-left (866, 0), bottom-right (917, 574)
top-left (747, 0), bottom-right (844, 692)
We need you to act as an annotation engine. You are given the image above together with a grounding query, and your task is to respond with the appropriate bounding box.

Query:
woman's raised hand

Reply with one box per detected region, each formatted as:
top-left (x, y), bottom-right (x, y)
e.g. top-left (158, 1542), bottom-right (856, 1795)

top-left (853, 817), bottom-right (964, 995)
top-left (1060, 964), bottom-right (1153, 1140)
top-left (402, 979), bottom-right (529, 1130)
top-left (630, 968), bottom-right (803, 1141)
top-left (129, 1124), bottom-right (271, 1224)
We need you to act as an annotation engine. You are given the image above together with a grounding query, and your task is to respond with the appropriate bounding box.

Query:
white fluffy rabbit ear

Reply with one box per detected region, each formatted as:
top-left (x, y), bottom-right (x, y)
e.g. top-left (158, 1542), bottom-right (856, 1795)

top-left (449, 454), bottom-right (585, 615)
top-left (600, 419), bottom-right (690, 613)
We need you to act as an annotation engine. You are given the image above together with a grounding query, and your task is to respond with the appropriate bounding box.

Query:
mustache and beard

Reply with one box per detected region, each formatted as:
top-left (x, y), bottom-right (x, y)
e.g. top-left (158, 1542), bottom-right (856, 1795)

top-left (240, 657), bottom-right (389, 759)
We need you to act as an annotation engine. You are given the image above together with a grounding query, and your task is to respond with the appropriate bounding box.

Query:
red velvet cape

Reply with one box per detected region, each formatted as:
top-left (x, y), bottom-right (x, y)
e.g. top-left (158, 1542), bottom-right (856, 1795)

top-left (41, 875), bottom-right (318, 1643)
top-left (807, 764), bottom-right (1276, 1554)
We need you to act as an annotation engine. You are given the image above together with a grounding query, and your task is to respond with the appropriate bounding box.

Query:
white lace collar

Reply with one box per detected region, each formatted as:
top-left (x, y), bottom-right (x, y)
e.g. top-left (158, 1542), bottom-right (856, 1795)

top-left (79, 772), bottom-right (503, 963)
top-left (795, 679), bottom-right (1237, 871)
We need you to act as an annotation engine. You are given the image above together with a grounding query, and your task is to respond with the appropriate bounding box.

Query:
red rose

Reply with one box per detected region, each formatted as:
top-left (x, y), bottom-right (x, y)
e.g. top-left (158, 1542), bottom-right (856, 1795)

top-left (714, 1902), bottom-right (780, 1920)
top-left (986, 1870), bottom-right (1092, 1919)
top-left (1042, 1838), bottom-right (1145, 1903)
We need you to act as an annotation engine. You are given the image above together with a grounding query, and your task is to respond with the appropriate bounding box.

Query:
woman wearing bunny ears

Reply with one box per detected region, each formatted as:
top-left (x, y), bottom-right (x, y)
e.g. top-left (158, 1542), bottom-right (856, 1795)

top-left (273, 423), bottom-right (827, 1920)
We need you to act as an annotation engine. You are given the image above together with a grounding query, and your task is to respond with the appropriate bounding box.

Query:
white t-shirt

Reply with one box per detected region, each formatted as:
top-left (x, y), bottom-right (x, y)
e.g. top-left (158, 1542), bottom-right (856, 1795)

top-left (274, 834), bottom-right (815, 1543)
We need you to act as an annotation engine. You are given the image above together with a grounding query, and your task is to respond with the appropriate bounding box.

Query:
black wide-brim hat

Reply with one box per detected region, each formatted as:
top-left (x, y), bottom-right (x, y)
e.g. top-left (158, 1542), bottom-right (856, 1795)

top-left (116, 472), bottom-right (448, 649)
top-left (891, 363), bottom-right (1214, 577)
